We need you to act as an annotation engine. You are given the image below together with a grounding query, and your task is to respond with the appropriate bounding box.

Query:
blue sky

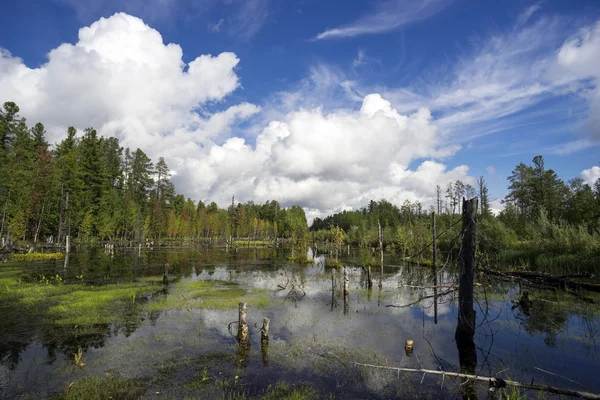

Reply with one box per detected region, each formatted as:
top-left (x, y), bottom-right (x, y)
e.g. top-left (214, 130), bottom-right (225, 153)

top-left (1, 0), bottom-right (600, 217)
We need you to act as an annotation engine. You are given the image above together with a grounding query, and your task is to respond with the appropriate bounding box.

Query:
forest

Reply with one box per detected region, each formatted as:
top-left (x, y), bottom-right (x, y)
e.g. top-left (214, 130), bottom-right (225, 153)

top-left (0, 101), bottom-right (308, 246)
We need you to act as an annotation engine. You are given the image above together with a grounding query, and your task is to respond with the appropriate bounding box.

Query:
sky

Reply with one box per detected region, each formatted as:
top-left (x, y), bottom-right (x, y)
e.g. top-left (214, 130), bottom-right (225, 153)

top-left (1, 0), bottom-right (600, 220)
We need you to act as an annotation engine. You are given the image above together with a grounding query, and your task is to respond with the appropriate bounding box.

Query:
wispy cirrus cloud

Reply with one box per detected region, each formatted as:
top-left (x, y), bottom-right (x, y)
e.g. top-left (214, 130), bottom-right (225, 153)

top-left (54, 0), bottom-right (272, 39)
top-left (313, 0), bottom-right (453, 40)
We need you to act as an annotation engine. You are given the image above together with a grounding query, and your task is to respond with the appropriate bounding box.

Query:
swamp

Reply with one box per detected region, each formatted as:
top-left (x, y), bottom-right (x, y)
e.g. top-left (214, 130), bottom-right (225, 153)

top-left (1, 242), bottom-right (599, 400)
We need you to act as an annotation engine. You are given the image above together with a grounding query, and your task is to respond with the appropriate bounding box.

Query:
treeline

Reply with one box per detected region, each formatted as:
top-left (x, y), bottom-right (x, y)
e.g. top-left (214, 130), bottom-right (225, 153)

top-left (312, 155), bottom-right (600, 271)
top-left (0, 101), bottom-right (309, 245)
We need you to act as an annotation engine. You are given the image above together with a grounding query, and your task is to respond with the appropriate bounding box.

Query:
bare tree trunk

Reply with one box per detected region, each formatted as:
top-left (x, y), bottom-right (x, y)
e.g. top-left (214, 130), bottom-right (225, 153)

top-left (34, 200), bottom-right (46, 244)
top-left (456, 197), bottom-right (478, 400)
top-left (0, 189), bottom-right (10, 238)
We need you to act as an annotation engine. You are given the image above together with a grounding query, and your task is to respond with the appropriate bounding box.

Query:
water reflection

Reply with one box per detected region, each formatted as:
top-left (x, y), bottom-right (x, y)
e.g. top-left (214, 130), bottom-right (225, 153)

top-left (0, 247), bottom-right (599, 399)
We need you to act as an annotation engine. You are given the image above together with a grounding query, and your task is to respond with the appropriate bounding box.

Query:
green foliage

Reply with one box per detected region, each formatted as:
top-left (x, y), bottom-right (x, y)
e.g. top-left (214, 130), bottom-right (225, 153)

top-left (477, 218), bottom-right (518, 255)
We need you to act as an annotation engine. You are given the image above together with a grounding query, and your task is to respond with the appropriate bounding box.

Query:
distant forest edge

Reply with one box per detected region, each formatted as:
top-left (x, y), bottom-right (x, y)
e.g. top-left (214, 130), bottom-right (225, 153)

top-left (1, 101), bottom-right (600, 270)
top-left (0, 101), bottom-right (309, 246)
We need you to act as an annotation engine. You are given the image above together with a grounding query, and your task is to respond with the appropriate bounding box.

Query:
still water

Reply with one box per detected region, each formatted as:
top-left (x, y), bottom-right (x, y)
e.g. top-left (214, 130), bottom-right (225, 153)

top-left (1, 247), bottom-right (598, 399)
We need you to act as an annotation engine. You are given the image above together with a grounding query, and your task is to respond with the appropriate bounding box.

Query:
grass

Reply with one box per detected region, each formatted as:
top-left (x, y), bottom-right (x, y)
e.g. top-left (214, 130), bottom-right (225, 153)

top-left (233, 240), bottom-right (273, 247)
top-left (144, 279), bottom-right (273, 311)
top-left (11, 252), bottom-right (64, 261)
top-left (48, 283), bottom-right (161, 325)
top-left (496, 249), bottom-right (600, 275)
top-left (0, 275), bottom-right (162, 327)
top-left (58, 374), bottom-right (146, 400)
top-left (324, 257), bottom-right (341, 268)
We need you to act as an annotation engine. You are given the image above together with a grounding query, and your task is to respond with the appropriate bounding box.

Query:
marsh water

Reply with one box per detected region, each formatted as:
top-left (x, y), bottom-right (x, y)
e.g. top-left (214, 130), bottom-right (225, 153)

top-left (1, 247), bottom-right (599, 399)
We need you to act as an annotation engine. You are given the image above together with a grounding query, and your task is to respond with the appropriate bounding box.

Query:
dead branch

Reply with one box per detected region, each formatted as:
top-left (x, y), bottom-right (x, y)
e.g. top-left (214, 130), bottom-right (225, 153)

top-left (385, 287), bottom-right (457, 308)
top-left (354, 363), bottom-right (600, 400)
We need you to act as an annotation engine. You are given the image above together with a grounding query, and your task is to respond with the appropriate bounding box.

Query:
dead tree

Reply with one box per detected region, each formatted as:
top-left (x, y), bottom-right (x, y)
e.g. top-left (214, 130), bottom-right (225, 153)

top-left (456, 197), bottom-right (478, 400)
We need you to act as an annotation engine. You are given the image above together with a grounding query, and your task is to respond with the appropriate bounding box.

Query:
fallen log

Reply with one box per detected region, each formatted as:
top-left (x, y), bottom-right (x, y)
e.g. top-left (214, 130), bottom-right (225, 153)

top-left (483, 269), bottom-right (600, 293)
top-left (354, 363), bottom-right (600, 400)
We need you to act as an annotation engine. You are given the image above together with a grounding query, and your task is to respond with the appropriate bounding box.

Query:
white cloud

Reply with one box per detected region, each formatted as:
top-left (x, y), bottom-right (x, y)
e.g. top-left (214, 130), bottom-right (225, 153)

top-left (226, 0), bottom-right (270, 39)
top-left (517, 2), bottom-right (542, 26)
top-left (353, 50), bottom-right (366, 67)
top-left (314, 0), bottom-right (453, 40)
top-left (363, 14), bottom-right (600, 150)
top-left (174, 94), bottom-right (469, 214)
top-left (0, 12), bottom-right (244, 148)
top-left (0, 13), bottom-right (472, 217)
top-left (210, 18), bottom-right (225, 32)
top-left (581, 166), bottom-right (600, 187)
top-left (554, 22), bottom-right (600, 140)
top-left (486, 166), bottom-right (495, 175)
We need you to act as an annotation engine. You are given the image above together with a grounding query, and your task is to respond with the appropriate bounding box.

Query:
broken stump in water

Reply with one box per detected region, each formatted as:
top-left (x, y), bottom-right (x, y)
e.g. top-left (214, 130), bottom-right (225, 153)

top-left (261, 317), bottom-right (270, 342)
top-left (237, 301), bottom-right (249, 344)
top-left (405, 339), bottom-right (414, 357)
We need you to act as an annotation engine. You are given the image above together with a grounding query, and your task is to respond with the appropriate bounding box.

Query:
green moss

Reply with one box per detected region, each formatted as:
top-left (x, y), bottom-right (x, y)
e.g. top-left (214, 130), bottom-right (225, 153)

top-left (12, 252), bottom-right (64, 261)
top-left (144, 279), bottom-right (273, 311)
top-left (57, 374), bottom-right (146, 400)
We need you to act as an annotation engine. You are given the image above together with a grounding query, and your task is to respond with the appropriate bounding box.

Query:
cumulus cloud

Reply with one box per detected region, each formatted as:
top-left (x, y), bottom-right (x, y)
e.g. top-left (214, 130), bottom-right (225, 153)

top-left (0, 13), bottom-right (471, 217)
top-left (581, 166), bottom-right (600, 187)
top-left (174, 94), bottom-right (469, 216)
top-left (0, 13), bottom-right (243, 148)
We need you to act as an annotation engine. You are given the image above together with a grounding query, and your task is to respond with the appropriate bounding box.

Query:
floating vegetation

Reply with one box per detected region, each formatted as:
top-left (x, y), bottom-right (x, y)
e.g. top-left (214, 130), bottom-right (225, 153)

top-left (144, 279), bottom-right (273, 311)
top-left (11, 252), bottom-right (64, 261)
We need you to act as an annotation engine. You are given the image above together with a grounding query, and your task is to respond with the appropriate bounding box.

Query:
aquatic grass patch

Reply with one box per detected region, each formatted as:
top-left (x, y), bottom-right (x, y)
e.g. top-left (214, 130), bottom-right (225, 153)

top-left (48, 282), bottom-right (162, 325)
top-left (144, 279), bottom-right (274, 311)
top-left (58, 374), bottom-right (146, 400)
top-left (1, 276), bottom-right (162, 327)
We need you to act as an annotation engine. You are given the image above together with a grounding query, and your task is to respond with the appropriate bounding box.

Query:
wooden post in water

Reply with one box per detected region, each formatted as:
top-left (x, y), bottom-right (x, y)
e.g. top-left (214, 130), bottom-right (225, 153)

top-left (367, 265), bottom-right (373, 288)
top-left (331, 270), bottom-right (336, 311)
top-left (378, 220), bottom-right (383, 264)
top-left (456, 197), bottom-right (478, 400)
top-left (261, 317), bottom-right (270, 367)
top-left (343, 268), bottom-right (349, 315)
